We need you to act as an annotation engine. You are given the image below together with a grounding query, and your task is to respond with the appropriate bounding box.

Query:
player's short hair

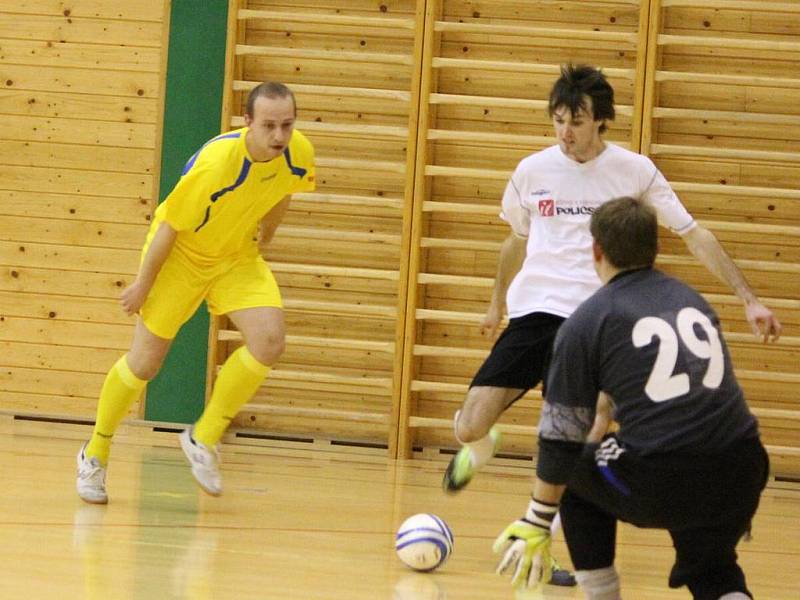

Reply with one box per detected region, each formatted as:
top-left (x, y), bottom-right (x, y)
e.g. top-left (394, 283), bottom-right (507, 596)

top-left (246, 82), bottom-right (296, 117)
top-left (548, 64), bottom-right (615, 133)
top-left (590, 197), bottom-right (658, 269)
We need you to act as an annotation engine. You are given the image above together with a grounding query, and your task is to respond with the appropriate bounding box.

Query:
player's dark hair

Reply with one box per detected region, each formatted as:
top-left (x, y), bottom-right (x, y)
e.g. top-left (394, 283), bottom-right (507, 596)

top-left (548, 64), bottom-right (615, 133)
top-left (590, 197), bottom-right (658, 269)
top-left (245, 82), bottom-right (296, 117)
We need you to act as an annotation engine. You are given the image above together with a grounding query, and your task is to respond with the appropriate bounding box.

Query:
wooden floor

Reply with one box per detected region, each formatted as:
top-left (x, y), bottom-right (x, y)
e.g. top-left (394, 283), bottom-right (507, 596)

top-left (1, 417), bottom-right (798, 600)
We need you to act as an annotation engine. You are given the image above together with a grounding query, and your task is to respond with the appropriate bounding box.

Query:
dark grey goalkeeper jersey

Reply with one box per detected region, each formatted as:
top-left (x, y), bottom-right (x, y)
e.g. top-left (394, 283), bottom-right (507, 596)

top-left (539, 268), bottom-right (758, 472)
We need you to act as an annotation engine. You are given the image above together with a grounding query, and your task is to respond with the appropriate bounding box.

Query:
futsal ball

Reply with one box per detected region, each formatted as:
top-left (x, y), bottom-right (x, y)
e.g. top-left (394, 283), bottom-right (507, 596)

top-left (395, 513), bottom-right (454, 571)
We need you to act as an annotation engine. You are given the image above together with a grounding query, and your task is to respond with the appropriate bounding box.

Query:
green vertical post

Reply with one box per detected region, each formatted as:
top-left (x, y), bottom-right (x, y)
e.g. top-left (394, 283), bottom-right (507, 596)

top-left (145, 0), bottom-right (229, 423)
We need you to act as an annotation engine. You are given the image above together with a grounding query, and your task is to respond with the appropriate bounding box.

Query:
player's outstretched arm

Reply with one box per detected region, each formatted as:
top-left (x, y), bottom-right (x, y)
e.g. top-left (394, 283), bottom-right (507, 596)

top-left (120, 222), bottom-right (178, 316)
top-left (481, 232), bottom-right (527, 338)
top-left (681, 225), bottom-right (782, 342)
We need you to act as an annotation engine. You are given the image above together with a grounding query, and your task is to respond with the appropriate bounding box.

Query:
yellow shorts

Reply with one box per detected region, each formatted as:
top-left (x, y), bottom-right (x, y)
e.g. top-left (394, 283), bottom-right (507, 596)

top-left (140, 250), bottom-right (282, 339)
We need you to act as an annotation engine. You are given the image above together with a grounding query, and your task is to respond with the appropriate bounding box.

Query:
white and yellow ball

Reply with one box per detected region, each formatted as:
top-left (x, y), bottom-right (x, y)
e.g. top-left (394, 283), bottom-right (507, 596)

top-left (395, 513), bottom-right (454, 571)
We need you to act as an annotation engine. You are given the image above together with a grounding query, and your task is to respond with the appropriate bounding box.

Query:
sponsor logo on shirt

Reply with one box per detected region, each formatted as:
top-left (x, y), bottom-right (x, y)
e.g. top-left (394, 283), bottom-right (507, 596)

top-left (538, 199), bottom-right (555, 217)
top-left (556, 205), bottom-right (596, 216)
top-left (537, 198), bottom-right (598, 218)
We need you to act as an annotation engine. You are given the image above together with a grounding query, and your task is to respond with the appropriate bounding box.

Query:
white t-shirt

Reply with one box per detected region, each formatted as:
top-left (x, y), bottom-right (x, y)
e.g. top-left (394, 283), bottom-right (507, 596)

top-left (500, 143), bottom-right (696, 318)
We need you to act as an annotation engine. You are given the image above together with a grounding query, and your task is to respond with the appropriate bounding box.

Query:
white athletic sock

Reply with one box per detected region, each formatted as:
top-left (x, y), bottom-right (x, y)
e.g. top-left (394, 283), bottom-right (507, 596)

top-left (550, 512), bottom-right (562, 537)
top-left (718, 593), bottom-right (750, 599)
top-left (465, 432), bottom-right (496, 468)
top-left (453, 410), bottom-right (497, 468)
top-left (575, 566), bottom-right (622, 600)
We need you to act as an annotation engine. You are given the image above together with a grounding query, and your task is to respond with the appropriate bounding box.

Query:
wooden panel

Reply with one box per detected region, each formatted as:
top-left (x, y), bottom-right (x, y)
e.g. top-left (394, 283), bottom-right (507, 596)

top-left (0, 13), bottom-right (162, 46)
top-left (0, 89), bottom-right (158, 123)
top-left (213, 0), bottom-right (424, 454)
top-left (395, 0), bottom-right (654, 458)
top-left (636, 0), bottom-right (800, 469)
top-left (0, 0), bottom-right (166, 418)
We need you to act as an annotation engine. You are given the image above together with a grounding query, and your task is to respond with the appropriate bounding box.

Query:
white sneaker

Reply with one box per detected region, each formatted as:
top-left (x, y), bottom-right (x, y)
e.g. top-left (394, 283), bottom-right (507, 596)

top-left (179, 428), bottom-right (222, 496)
top-left (76, 443), bottom-right (108, 504)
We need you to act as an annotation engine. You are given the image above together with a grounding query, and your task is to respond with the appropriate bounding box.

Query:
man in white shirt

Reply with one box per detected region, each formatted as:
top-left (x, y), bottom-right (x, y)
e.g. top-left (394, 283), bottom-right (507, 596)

top-left (442, 66), bottom-right (781, 582)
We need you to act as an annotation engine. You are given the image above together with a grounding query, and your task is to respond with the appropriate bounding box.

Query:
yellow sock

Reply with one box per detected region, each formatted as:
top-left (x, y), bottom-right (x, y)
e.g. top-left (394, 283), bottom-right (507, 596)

top-left (84, 355), bottom-right (147, 465)
top-left (193, 346), bottom-right (270, 447)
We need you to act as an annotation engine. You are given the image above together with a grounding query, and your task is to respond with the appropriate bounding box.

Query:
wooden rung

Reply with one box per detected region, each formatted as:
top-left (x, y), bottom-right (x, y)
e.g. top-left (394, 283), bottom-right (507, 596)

top-left (233, 80), bottom-right (412, 103)
top-left (658, 254), bottom-right (800, 275)
top-left (229, 118), bottom-right (409, 139)
top-left (670, 181), bottom-right (800, 201)
top-left (261, 368), bottom-right (393, 389)
top-left (410, 380), bottom-right (468, 393)
top-left (752, 407), bottom-right (800, 421)
top-left (317, 157), bottom-right (406, 174)
top-left (278, 226), bottom-right (401, 245)
top-left (430, 92), bottom-right (548, 110)
top-left (284, 299), bottom-right (397, 318)
top-left (417, 273), bottom-right (492, 287)
top-left (292, 192), bottom-right (403, 210)
top-left (415, 308), bottom-right (481, 323)
top-left (655, 70), bottom-right (800, 89)
top-left (703, 294), bottom-right (800, 310)
top-left (271, 262), bottom-right (400, 281)
top-left (697, 219), bottom-right (800, 238)
top-left (660, 0), bottom-right (800, 13)
top-left (241, 403), bottom-right (390, 424)
top-left (406, 417), bottom-right (800, 458)
top-left (218, 330), bottom-right (395, 353)
top-left (658, 34), bottom-right (800, 53)
top-left (653, 107), bottom-right (800, 126)
top-left (427, 128), bottom-right (555, 148)
top-left (737, 370), bottom-right (800, 384)
top-left (420, 237), bottom-right (500, 251)
top-left (430, 93), bottom-right (633, 117)
top-left (724, 332), bottom-right (800, 347)
top-left (235, 44), bottom-right (414, 66)
top-left (237, 8), bottom-right (417, 31)
top-left (434, 21), bottom-right (638, 46)
top-left (409, 415), bottom-right (538, 436)
top-left (431, 58), bottom-right (636, 79)
top-left (649, 144), bottom-right (800, 164)
top-left (424, 164), bottom-right (509, 180)
top-left (422, 200), bottom-right (499, 215)
top-left (413, 344), bottom-right (487, 359)
top-left (427, 129), bottom-right (632, 151)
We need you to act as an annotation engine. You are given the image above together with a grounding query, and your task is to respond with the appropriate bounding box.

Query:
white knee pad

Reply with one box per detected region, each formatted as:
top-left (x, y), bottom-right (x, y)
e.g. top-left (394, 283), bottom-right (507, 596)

top-left (718, 593), bottom-right (750, 600)
top-left (574, 566), bottom-right (621, 600)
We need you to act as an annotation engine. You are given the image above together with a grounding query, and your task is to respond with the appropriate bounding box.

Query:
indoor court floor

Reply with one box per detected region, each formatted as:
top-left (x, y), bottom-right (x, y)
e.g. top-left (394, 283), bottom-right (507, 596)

top-left (1, 415), bottom-right (798, 600)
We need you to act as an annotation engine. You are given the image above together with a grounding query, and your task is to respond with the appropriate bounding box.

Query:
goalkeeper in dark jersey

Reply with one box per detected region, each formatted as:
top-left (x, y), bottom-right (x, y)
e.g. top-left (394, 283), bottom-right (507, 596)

top-left (494, 197), bottom-right (770, 600)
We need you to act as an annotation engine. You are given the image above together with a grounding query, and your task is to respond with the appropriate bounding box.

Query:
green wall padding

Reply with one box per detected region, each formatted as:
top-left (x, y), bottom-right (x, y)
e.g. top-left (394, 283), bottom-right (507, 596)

top-left (145, 0), bottom-right (229, 423)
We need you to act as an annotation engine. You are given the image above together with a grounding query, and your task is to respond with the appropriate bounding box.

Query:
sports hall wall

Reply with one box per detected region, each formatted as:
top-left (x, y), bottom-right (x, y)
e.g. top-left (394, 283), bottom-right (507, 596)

top-left (2, 1), bottom-right (799, 475)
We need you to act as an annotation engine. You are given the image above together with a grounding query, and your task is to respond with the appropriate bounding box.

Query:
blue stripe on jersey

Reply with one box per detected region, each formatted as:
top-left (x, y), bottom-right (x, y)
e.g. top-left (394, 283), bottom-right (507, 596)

top-left (282, 147), bottom-right (307, 178)
top-left (194, 157), bottom-right (252, 232)
top-left (182, 132), bottom-right (242, 175)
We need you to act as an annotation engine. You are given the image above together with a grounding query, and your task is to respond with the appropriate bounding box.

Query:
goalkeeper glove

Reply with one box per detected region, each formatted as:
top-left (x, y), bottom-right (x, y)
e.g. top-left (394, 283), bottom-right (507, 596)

top-left (493, 498), bottom-right (558, 589)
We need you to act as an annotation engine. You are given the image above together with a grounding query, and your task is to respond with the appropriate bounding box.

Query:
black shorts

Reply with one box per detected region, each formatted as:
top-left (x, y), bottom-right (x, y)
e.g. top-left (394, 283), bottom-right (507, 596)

top-left (560, 435), bottom-right (769, 600)
top-left (470, 312), bottom-right (565, 393)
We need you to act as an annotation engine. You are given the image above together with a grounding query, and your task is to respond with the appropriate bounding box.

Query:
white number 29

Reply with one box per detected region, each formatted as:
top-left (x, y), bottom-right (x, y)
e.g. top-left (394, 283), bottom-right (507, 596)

top-left (631, 307), bottom-right (725, 402)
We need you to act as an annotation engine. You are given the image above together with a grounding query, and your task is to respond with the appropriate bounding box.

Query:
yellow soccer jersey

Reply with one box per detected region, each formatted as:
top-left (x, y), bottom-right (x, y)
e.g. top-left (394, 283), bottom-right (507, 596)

top-left (151, 127), bottom-right (315, 264)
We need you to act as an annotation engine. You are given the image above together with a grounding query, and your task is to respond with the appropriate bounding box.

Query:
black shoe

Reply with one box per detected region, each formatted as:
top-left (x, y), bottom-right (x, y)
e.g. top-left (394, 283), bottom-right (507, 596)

top-left (442, 448), bottom-right (474, 494)
top-left (548, 558), bottom-right (577, 587)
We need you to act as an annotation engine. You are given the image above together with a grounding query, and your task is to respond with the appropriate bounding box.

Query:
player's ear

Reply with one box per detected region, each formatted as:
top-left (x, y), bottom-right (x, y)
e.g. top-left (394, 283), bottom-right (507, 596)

top-left (592, 239), bottom-right (603, 263)
top-left (243, 112), bottom-right (253, 127)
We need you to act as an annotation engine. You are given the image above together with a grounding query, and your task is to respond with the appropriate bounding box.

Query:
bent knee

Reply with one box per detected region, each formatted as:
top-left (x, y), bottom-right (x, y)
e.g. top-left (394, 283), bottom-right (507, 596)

top-left (125, 355), bottom-right (163, 381)
top-left (248, 331), bottom-right (285, 365)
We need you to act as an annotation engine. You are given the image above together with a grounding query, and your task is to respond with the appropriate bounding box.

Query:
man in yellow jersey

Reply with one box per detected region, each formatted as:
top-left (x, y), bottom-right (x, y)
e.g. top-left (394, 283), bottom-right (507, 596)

top-left (76, 82), bottom-right (315, 503)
